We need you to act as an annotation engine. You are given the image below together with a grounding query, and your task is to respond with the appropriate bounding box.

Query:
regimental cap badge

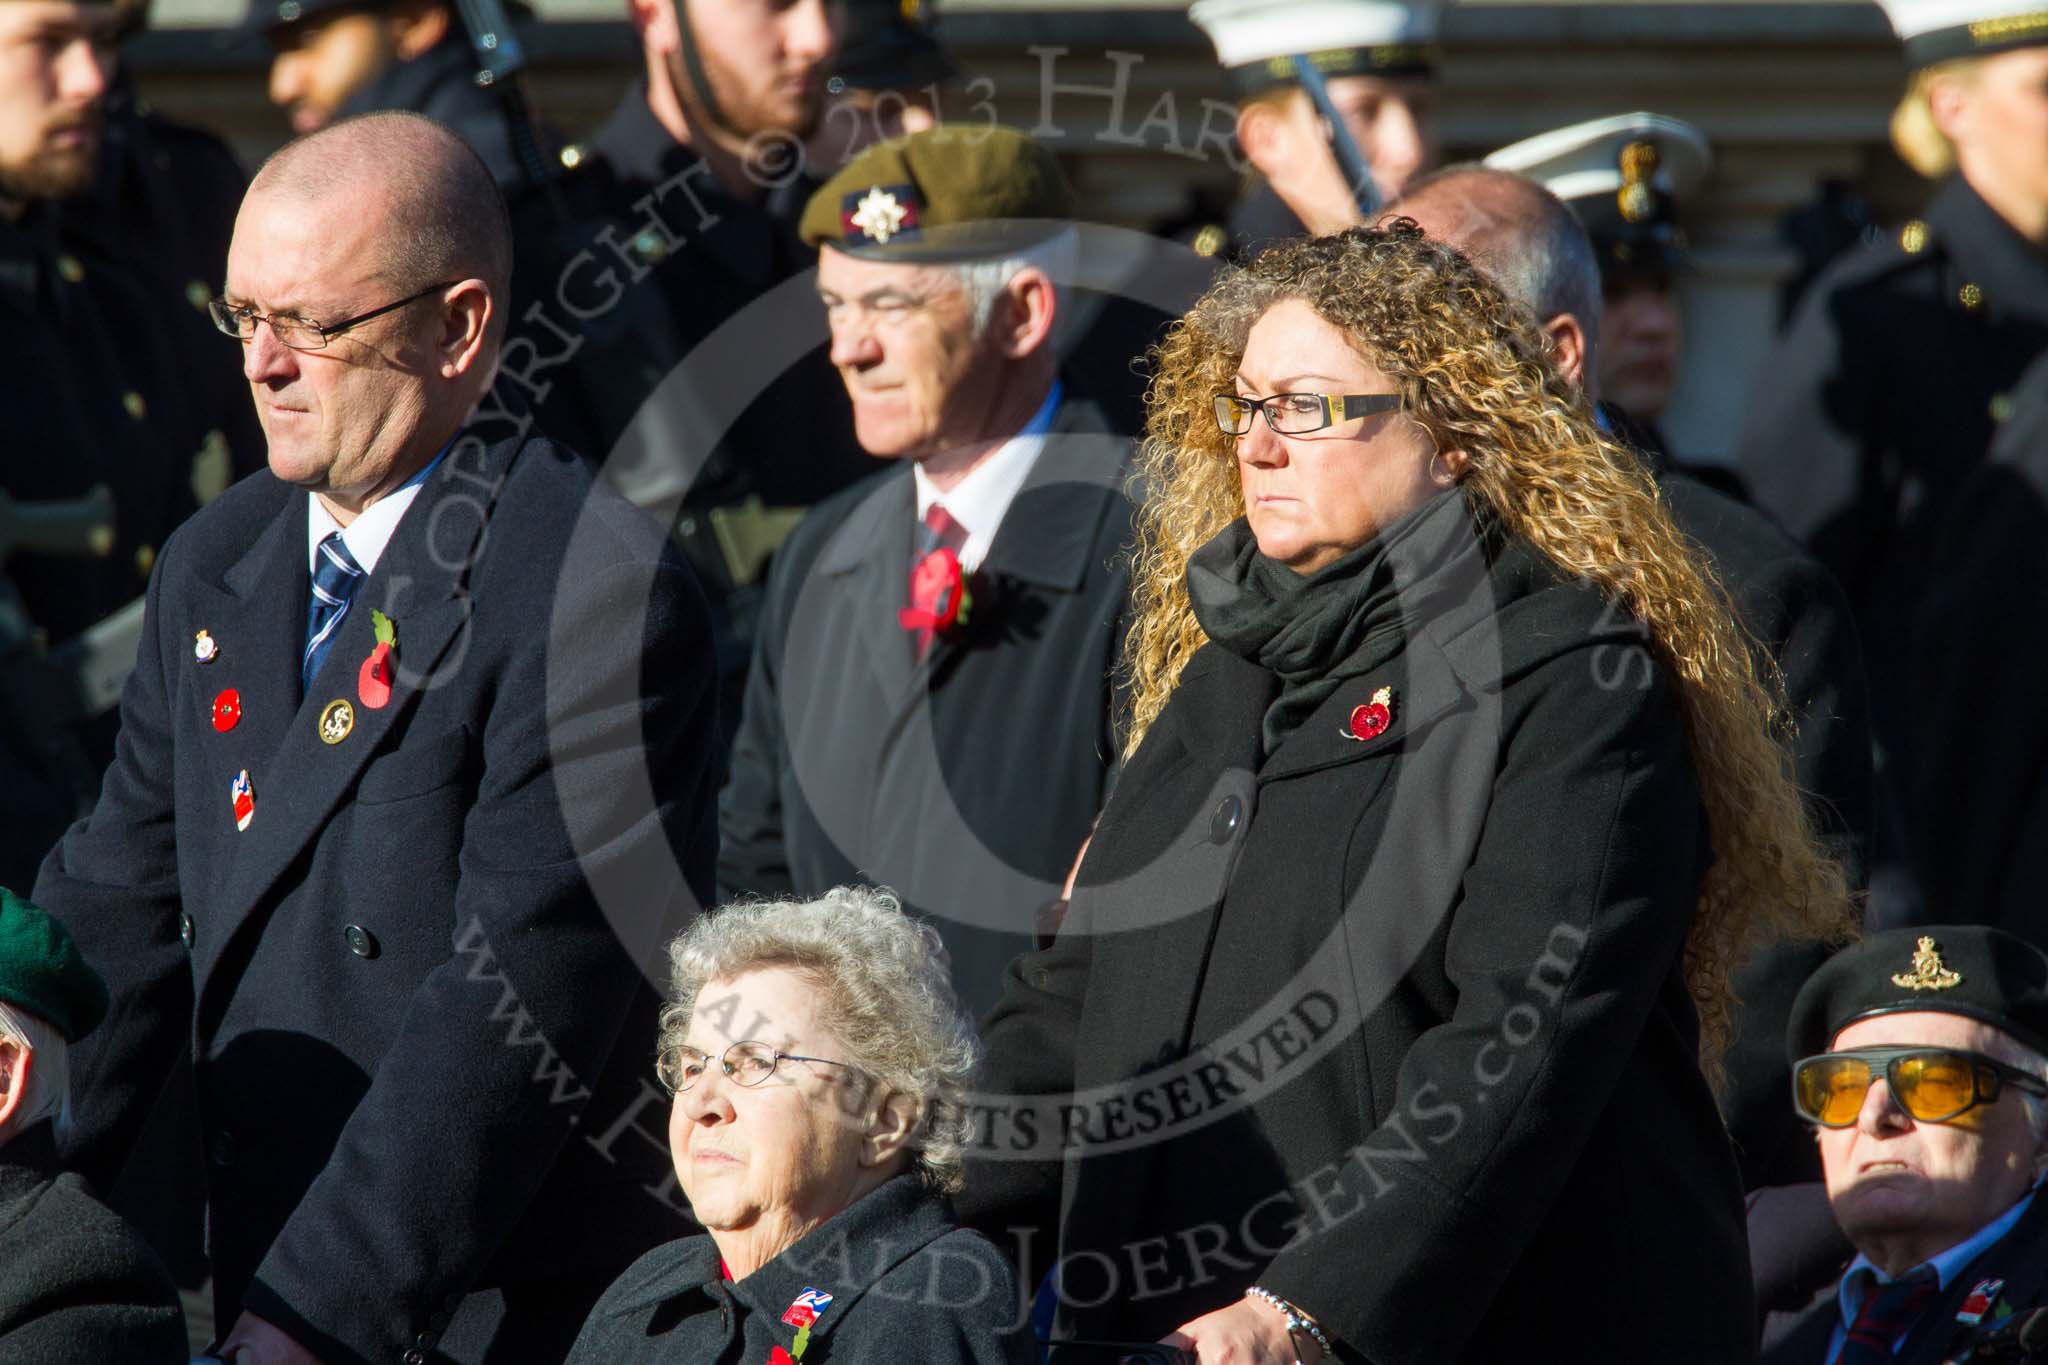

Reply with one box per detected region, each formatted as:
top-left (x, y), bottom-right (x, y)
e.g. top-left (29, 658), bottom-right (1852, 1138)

top-left (1618, 140), bottom-right (1660, 224)
top-left (843, 184), bottom-right (920, 247)
top-left (1892, 935), bottom-right (1964, 992)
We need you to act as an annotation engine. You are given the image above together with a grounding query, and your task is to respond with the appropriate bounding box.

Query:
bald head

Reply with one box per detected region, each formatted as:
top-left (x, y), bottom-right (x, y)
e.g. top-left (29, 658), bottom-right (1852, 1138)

top-left (253, 111), bottom-right (511, 328)
top-left (1386, 165), bottom-right (1603, 380)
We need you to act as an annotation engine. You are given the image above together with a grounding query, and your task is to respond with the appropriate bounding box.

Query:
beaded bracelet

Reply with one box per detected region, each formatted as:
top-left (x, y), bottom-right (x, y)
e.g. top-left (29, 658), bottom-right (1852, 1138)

top-left (1244, 1284), bottom-right (1334, 1359)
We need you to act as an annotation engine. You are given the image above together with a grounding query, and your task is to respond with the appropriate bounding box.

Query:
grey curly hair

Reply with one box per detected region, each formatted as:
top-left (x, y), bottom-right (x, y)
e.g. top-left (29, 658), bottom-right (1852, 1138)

top-left (658, 886), bottom-right (981, 1195)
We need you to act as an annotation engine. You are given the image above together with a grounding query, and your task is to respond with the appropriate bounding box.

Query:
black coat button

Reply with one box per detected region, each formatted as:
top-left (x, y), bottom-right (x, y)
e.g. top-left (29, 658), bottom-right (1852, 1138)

top-left (402, 1351), bottom-right (426, 1365)
top-left (179, 914), bottom-right (195, 949)
top-left (1209, 795), bottom-right (1244, 844)
top-left (344, 924), bottom-right (378, 958)
top-left (210, 1130), bottom-right (237, 1168)
top-left (415, 1330), bottom-right (438, 1349)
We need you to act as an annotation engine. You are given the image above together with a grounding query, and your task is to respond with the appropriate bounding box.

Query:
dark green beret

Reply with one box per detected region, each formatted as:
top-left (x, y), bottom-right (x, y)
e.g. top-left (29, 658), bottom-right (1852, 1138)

top-left (799, 125), bottom-right (1076, 263)
top-left (0, 887), bottom-right (108, 1045)
top-left (1788, 925), bottom-right (2048, 1061)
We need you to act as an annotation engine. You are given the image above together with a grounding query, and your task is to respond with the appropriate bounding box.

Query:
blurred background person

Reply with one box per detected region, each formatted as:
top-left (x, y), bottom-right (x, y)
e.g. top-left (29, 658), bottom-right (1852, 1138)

top-left (237, 0), bottom-right (550, 192)
top-left (961, 223), bottom-right (1853, 1363)
top-left (1484, 111), bottom-right (1732, 494)
top-left (567, 887), bottom-right (1029, 1364)
top-left (721, 128), bottom-right (1136, 1018)
top-left (0, 888), bottom-right (185, 1363)
top-left (1763, 927), bottom-right (2048, 1362)
top-left (1388, 160), bottom-right (1876, 1314)
top-left (804, 0), bottom-right (950, 175)
top-left (1, 0), bottom-right (242, 890)
top-left (510, 0), bottom-right (871, 753)
top-left (1736, 0), bottom-right (2048, 930)
top-left (1185, 0), bottom-right (1441, 260)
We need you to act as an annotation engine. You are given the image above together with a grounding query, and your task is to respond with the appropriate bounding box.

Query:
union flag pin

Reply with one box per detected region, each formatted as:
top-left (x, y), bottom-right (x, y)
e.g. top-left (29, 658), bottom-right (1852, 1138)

top-left (1345, 685), bottom-right (1396, 742)
top-left (231, 769), bottom-right (255, 831)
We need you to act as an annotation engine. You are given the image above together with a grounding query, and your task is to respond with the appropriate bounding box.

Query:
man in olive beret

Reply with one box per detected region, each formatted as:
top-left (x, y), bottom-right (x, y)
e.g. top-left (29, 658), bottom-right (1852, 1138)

top-left (720, 126), bottom-right (1137, 1019)
top-left (1764, 926), bottom-right (2048, 1363)
top-left (0, 886), bottom-right (185, 1362)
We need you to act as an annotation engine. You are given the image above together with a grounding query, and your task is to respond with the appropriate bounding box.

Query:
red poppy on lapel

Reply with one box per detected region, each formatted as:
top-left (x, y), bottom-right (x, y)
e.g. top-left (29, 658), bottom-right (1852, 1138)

top-left (1345, 685), bottom-right (1396, 742)
top-left (767, 1349), bottom-right (795, 1365)
top-left (898, 546), bottom-right (973, 635)
top-left (358, 610), bottom-right (397, 709)
top-left (212, 689), bottom-right (242, 733)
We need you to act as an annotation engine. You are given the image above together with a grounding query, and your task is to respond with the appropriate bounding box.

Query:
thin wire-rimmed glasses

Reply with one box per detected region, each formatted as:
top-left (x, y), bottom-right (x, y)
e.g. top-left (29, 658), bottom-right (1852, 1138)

top-left (656, 1039), bottom-right (862, 1096)
top-left (207, 280), bottom-right (459, 351)
top-left (1214, 391), bottom-right (1402, 436)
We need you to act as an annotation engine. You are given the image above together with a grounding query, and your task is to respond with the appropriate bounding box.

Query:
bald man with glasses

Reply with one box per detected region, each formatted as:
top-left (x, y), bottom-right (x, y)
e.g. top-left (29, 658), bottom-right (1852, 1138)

top-left (35, 110), bottom-right (719, 1365)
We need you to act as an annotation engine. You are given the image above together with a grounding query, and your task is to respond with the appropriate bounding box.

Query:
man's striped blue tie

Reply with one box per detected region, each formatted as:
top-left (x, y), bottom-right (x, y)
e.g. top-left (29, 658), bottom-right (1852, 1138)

top-left (304, 531), bottom-right (365, 692)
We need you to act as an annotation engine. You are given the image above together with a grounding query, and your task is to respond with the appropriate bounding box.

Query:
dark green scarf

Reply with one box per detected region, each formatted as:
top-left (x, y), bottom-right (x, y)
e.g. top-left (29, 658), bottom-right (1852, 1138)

top-left (1187, 489), bottom-right (1486, 755)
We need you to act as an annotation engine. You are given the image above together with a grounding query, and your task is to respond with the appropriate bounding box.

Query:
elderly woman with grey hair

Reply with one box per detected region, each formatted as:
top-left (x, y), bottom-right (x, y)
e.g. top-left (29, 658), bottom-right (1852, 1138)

top-left (565, 886), bottom-right (1032, 1364)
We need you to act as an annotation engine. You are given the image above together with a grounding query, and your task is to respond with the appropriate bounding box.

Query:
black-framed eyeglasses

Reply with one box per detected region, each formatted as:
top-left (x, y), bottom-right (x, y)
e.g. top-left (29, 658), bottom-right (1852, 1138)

top-left (656, 1039), bottom-right (862, 1096)
top-left (1792, 1045), bottom-right (2048, 1128)
top-left (207, 280), bottom-right (459, 351)
top-left (1213, 392), bottom-right (1402, 436)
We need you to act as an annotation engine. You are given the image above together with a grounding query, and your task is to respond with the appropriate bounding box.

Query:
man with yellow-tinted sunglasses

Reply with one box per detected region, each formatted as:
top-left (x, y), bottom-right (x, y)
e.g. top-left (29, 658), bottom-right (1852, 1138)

top-left (1763, 926), bottom-right (2048, 1364)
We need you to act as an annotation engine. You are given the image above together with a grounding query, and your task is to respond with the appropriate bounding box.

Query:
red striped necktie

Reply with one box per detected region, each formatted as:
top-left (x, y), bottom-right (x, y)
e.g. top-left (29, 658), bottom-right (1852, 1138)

top-left (907, 503), bottom-right (967, 658)
top-left (1838, 1266), bottom-right (1938, 1364)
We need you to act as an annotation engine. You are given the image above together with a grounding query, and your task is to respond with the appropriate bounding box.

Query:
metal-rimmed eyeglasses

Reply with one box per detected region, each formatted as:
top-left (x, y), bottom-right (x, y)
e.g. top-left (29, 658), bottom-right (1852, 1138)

top-left (1792, 1045), bottom-right (2048, 1128)
top-left (207, 280), bottom-right (459, 351)
top-left (656, 1039), bottom-right (861, 1096)
top-left (1213, 391), bottom-right (1402, 436)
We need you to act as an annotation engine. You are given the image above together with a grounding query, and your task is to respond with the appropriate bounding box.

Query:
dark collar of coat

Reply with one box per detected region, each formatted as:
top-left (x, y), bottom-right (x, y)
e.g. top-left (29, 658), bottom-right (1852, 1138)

top-left (814, 391), bottom-right (1131, 595)
top-left (1160, 533), bottom-right (1655, 783)
top-left (1926, 176), bottom-right (2048, 324)
top-left (0, 1121), bottom-right (58, 1209)
top-left (624, 1175), bottom-right (962, 1340)
top-left (728, 1173), bottom-right (962, 1340)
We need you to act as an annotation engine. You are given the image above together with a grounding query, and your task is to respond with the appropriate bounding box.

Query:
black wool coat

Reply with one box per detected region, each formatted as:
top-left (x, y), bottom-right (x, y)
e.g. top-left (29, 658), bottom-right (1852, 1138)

top-left (719, 396), bottom-right (1136, 1016)
top-left (957, 527), bottom-right (1757, 1363)
top-left (0, 1122), bottom-right (186, 1364)
top-left (565, 1173), bottom-right (1034, 1365)
top-left (35, 431), bottom-right (720, 1365)
top-left (1761, 1190), bottom-right (2048, 1365)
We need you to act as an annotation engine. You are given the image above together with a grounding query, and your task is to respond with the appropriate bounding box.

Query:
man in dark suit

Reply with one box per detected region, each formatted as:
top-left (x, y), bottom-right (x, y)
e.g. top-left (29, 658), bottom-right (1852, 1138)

top-left (0, 886), bottom-right (186, 1363)
top-left (719, 127), bottom-right (1135, 1017)
top-left (1763, 927), bottom-right (2048, 1364)
top-left (36, 111), bottom-right (718, 1365)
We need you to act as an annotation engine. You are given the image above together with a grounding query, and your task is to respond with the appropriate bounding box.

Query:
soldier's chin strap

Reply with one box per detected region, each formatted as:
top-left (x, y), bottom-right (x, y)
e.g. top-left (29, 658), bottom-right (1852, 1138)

top-left (1290, 53), bottom-right (1382, 220)
top-left (672, 0), bottom-right (736, 141)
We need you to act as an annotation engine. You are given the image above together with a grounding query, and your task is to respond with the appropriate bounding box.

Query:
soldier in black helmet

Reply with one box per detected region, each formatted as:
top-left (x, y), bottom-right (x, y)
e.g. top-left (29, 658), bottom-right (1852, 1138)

top-left (805, 0), bottom-right (953, 175)
top-left (235, 0), bottom-right (553, 193)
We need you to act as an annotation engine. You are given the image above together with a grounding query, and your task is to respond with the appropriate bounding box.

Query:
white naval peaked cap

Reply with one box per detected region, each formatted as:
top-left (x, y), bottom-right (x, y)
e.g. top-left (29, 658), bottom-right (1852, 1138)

top-left (1873, 0), bottom-right (2048, 67)
top-left (1189, 0), bottom-right (1444, 94)
top-left (1484, 112), bottom-right (1711, 208)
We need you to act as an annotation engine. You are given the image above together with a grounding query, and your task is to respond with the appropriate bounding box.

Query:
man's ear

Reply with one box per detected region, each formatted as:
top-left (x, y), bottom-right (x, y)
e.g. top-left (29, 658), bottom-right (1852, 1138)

top-left (629, 0), bottom-right (679, 56)
top-left (1542, 312), bottom-right (1590, 391)
top-left (991, 267), bottom-right (1058, 362)
top-left (1926, 69), bottom-right (1974, 144)
top-left (1236, 101), bottom-right (1290, 180)
top-left (0, 1040), bottom-right (29, 1132)
top-left (436, 280), bottom-right (494, 380)
top-left (386, 0), bottom-right (451, 61)
top-left (862, 1091), bottom-right (921, 1168)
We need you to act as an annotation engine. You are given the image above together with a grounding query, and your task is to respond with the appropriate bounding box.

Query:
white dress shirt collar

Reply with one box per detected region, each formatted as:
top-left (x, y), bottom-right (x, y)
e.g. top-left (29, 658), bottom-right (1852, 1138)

top-left (912, 381), bottom-right (1062, 573)
top-left (305, 443), bottom-right (450, 576)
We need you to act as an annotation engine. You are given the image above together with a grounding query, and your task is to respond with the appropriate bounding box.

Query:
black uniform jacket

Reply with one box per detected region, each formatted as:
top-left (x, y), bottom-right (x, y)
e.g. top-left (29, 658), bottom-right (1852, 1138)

top-left (35, 431), bottom-right (720, 1365)
top-left (1735, 177), bottom-right (2048, 757)
top-left (1761, 1190), bottom-right (2048, 1365)
top-left (957, 529), bottom-right (1756, 1363)
top-left (0, 1122), bottom-right (186, 1364)
top-left (718, 395), bottom-right (1135, 1016)
top-left (566, 1173), bottom-right (1033, 1364)
top-left (334, 36), bottom-right (548, 195)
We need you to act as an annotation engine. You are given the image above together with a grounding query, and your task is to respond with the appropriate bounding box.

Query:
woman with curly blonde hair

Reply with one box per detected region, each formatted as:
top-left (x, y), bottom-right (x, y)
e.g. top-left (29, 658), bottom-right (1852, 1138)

top-left (958, 221), bottom-right (1853, 1365)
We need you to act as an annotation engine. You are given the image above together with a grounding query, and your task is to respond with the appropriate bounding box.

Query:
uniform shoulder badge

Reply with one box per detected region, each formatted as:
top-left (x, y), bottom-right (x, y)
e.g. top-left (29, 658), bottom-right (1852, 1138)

top-left (1892, 935), bottom-right (1963, 992)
